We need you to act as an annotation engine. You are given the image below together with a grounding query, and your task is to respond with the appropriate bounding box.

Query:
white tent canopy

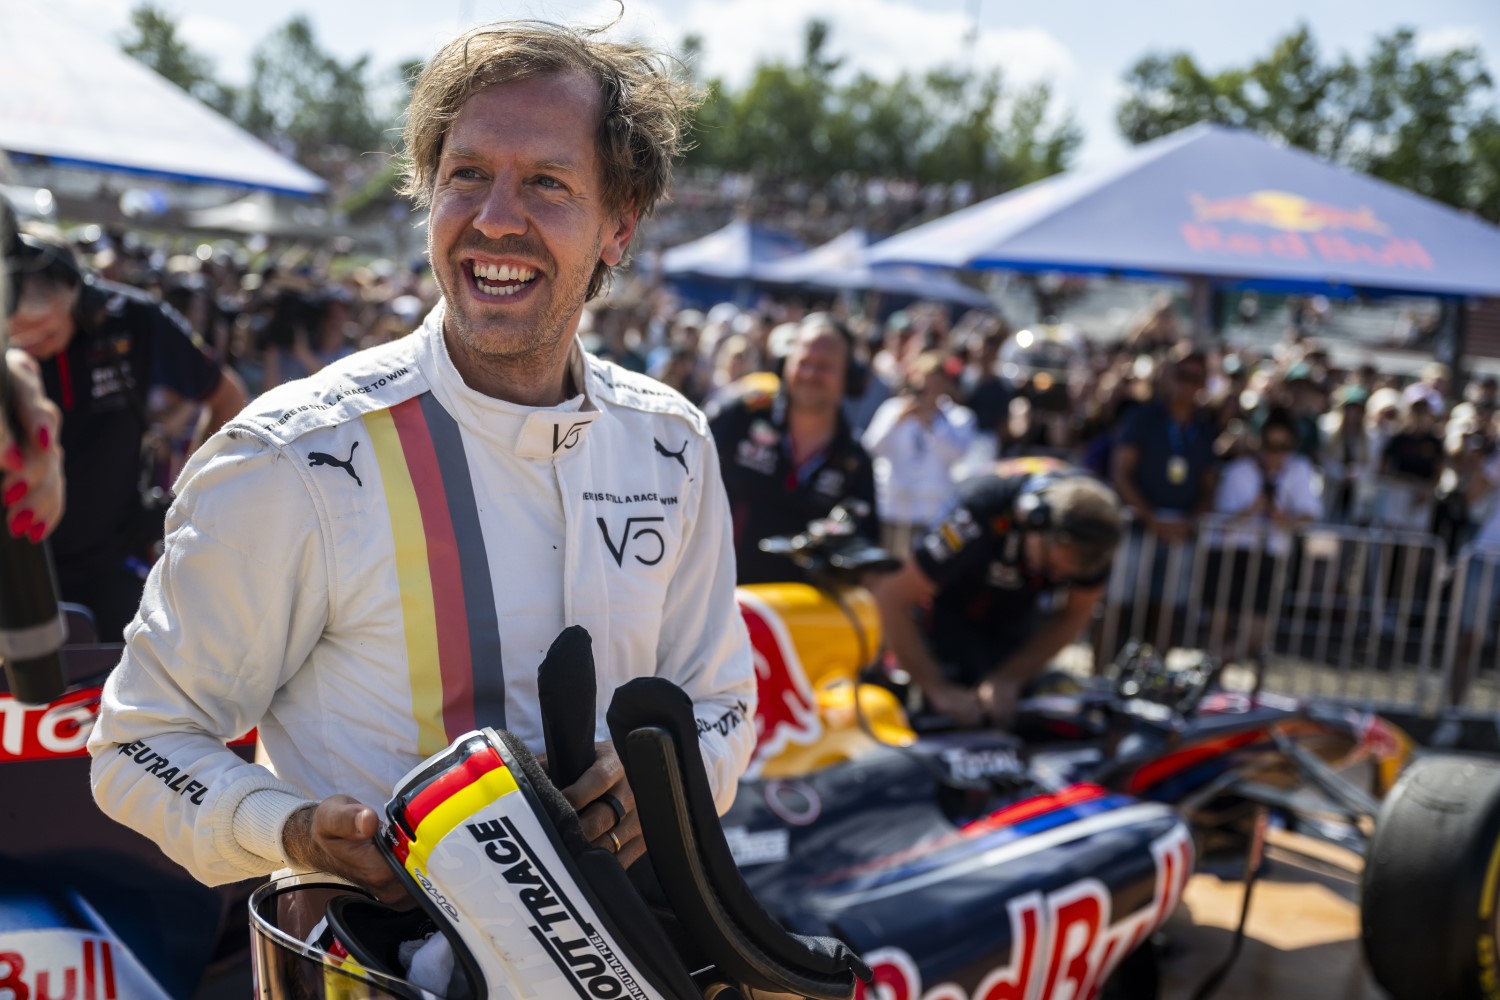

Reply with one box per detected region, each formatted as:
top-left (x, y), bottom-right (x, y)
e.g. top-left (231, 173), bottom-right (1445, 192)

top-left (0, 2), bottom-right (325, 197)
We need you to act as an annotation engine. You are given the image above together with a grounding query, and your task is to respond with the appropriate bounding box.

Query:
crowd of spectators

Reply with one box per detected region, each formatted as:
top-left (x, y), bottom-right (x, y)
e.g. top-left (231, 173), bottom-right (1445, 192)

top-left (32, 220), bottom-right (1500, 669)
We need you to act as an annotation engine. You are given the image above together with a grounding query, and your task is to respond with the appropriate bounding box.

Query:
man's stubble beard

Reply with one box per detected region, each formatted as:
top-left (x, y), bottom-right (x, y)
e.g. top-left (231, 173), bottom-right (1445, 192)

top-left (435, 231), bottom-right (602, 386)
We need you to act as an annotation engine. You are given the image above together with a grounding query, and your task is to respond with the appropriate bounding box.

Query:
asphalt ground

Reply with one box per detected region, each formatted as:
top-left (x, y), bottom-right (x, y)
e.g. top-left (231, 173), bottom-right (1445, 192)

top-left (1160, 829), bottom-right (1383, 1000)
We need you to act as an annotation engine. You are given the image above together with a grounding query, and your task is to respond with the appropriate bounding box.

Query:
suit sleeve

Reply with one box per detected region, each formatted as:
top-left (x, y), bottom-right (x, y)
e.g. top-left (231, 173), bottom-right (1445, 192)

top-left (88, 429), bottom-right (329, 885)
top-left (656, 427), bottom-right (757, 814)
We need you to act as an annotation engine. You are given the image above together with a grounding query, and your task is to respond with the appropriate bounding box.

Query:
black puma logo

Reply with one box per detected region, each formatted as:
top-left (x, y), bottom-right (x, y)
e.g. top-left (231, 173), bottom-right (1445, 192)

top-left (654, 438), bottom-right (688, 474)
top-left (308, 441), bottom-right (362, 486)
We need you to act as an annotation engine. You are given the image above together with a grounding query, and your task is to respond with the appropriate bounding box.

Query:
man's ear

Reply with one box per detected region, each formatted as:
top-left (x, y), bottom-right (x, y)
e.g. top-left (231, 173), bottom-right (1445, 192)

top-left (599, 206), bottom-right (640, 268)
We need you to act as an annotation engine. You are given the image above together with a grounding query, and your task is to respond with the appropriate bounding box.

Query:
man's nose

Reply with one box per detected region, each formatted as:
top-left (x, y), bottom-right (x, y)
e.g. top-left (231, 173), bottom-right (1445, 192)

top-left (473, 181), bottom-right (528, 240)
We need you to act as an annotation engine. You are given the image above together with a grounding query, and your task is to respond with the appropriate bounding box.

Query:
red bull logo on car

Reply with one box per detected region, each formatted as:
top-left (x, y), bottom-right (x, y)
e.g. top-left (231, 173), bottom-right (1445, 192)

top-left (737, 592), bottom-right (823, 778)
top-left (1181, 189), bottom-right (1432, 271)
top-left (854, 824), bottom-right (1194, 1000)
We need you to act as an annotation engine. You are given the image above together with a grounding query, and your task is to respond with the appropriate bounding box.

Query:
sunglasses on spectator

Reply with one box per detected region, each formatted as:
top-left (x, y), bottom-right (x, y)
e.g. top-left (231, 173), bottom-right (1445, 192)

top-left (1263, 438), bottom-right (1294, 453)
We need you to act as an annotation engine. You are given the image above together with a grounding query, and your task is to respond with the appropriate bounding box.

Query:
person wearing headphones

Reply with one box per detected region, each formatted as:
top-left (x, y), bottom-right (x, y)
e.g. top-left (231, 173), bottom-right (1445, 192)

top-left (707, 313), bottom-right (879, 584)
top-left (8, 226), bottom-right (246, 641)
top-left (870, 463), bottom-right (1124, 727)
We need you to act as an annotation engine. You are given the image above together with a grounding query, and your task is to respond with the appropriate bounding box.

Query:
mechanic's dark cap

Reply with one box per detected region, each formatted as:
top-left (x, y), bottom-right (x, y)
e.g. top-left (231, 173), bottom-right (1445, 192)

top-left (14, 224), bottom-right (85, 290)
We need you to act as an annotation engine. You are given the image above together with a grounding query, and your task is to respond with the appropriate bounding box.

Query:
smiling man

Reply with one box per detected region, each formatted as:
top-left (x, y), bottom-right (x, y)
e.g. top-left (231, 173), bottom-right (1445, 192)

top-left (88, 22), bottom-right (756, 901)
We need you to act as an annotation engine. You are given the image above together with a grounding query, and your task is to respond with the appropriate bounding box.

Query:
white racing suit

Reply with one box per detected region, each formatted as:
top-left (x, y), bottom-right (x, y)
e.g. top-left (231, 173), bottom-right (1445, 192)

top-left (87, 304), bottom-right (757, 886)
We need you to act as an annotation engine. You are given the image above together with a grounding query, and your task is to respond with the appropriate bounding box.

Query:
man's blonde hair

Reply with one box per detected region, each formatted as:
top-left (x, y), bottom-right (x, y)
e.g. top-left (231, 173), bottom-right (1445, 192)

top-left (400, 21), bottom-right (702, 298)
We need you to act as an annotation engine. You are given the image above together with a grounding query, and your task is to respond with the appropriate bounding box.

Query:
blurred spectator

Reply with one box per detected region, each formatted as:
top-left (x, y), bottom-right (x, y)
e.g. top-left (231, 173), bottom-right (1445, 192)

top-left (841, 328), bottom-right (894, 440)
top-left (707, 314), bottom-right (878, 585)
top-left (1403, 362), bottom-right (1451, 417)
top-left (1111, 346), bottom-right (1219, 542)
top-left (961, 324), bottom-right (1013, 447)
top-left (1206, 408), bottom-right (1320, 663)
top-left (1319, 385), bottom-right (1375, 524)
top-left (654, 344), bottom-right (706, 405)
top-left (1123, 293), bottom-right (1182, 352)
top-left (1437, 398), bottom-right (1499, 554)
top-left (1109, 345), bottom-right (1219, 650)
top-left (10, 226), bottom-right (246, 641)
top-left (1280, 364), bottom-right (1327, 461)
top-left (862, 351), bottom-right (976, 557)
top-left (704, 332), bottom-right (755, 406)
top-left (1376, 397), bottom-right (1444, 532)
top-left (1452, 444), bottom-right (1500, 705)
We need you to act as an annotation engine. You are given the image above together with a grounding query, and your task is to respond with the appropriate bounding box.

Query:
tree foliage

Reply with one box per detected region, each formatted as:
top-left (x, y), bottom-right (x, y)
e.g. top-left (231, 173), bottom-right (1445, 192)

top-left (1116, 25), bottom-right (1500, 220)
top-left (119, 8), bottom-right (1079, 199)
top-left (686, 20), bottom-right (1081, 195)
top-left (229, 17), bottom-right (388, 167)
top-left (119, 4), bottom-right (234, 113)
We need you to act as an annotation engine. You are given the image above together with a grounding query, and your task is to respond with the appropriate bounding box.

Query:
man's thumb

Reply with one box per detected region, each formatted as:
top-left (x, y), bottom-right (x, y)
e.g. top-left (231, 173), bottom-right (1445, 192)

top-left (323, 798), bottom-right (379, 842)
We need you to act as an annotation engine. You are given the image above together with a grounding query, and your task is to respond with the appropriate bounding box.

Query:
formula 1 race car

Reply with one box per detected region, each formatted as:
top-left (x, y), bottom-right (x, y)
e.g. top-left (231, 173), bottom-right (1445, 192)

top-left (723, 505), bottom-right (1497, 1000)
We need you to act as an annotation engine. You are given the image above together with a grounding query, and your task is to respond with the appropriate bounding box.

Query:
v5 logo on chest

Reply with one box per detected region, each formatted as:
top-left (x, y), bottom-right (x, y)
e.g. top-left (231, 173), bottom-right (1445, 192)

top-left (598, 516), bottom-right (666, 567)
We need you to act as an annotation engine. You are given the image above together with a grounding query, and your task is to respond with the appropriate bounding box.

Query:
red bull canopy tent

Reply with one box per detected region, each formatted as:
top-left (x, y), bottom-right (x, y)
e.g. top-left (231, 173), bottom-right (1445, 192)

top-left (868, 123), bottom-right (1500, 299)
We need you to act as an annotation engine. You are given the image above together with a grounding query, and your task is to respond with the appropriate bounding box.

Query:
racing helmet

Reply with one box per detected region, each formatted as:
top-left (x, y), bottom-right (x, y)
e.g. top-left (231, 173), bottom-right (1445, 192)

top-left (251, 726), bottom-right (705, 1000)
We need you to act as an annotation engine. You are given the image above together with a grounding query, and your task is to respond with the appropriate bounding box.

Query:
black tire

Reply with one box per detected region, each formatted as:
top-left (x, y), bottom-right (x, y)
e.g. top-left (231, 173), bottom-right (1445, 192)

top-left (1362, 753), bottom-right (1500, 1000)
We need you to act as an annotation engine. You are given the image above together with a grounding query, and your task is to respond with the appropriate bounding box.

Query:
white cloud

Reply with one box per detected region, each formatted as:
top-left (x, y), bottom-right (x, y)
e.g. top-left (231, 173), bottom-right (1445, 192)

top-left (667, 0), bottom-right (1075, 89)
top-left (177, 15), bottom-right (256, 85)
top-left (445, 0), bottom-right (1075, 90)
top-left (1414, 25), bottom-right (1483, 58)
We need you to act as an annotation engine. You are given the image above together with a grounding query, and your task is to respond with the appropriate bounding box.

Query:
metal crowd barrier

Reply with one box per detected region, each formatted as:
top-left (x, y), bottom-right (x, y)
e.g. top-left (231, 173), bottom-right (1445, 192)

top-left (1093, 514), bottom-right (1497, 718)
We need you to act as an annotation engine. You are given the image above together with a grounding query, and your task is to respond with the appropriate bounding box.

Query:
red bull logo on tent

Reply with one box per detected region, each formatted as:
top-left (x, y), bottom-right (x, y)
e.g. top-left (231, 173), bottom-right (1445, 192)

top-left (1181, 189), bottom-right (1433, 272)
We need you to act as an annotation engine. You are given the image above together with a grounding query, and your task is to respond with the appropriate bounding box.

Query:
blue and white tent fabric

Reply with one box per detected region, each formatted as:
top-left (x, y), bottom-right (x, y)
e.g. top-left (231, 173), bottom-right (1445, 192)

top-left (870, 123), bottom-right (1500, 298)
top-left (759, 228), bottom-right (992, 310)
top-left (0, 2), bottom-right (325, 196)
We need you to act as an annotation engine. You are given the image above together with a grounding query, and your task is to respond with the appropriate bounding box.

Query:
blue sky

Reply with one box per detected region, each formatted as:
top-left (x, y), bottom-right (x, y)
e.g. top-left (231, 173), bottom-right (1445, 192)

top-left (63, 0), bottom-right (1500, 168)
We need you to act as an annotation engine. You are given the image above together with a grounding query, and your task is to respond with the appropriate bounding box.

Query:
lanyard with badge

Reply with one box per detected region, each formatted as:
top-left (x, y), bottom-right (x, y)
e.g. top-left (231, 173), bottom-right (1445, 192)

top-left (1166, 419), bottom-right (1196, 486)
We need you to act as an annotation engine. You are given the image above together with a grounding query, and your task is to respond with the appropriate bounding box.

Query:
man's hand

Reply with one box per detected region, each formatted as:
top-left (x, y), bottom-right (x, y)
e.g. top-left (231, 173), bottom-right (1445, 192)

top-left (925, 681), bottom-right (984, 729)
top-left (282, 795), bottom-right (409, 905)
top-left (559, 741), bottom-right (644, 868)
top-left (976, 675), bottom-right (1023, 728)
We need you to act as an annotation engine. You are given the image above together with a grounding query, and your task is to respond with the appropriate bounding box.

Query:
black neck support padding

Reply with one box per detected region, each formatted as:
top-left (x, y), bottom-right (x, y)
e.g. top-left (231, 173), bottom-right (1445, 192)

top-left (606, 676), bottom-right (873, 999)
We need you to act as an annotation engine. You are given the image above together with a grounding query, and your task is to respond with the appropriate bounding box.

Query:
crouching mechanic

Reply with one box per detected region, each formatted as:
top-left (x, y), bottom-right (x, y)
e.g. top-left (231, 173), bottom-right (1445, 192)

top-left (870, 464), bottom-right (1124, 728)
top-left (87, 20), bottom-right (756, 902)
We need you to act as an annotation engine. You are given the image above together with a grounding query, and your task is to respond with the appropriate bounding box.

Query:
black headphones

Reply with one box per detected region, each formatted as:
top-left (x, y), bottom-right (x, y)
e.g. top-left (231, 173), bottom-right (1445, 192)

top-left (15, 232), bottom-right (85, 289)
top-left (1014, 473), bottom-right (1121, 551)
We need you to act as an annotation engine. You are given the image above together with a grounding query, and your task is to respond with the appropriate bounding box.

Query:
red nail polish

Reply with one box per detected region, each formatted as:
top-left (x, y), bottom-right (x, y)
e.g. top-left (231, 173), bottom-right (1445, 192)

top-left (2, 482), bottom-right (26, 505)
top-left (37, 427), bottom-right (49, 450)
top-left (9, 510), bottom-right (32, 537)
top-left (26, 522), bottom-right (44, 543)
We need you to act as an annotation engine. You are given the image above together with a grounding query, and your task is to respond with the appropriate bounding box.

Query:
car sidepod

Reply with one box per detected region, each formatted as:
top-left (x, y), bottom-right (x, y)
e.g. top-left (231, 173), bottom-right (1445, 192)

top-left (724, 746), bottom-right (1193, 999)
